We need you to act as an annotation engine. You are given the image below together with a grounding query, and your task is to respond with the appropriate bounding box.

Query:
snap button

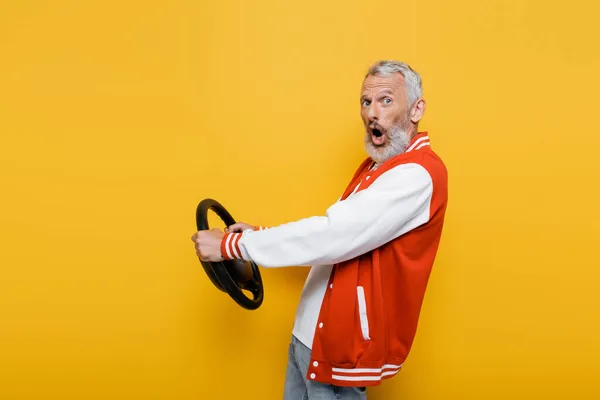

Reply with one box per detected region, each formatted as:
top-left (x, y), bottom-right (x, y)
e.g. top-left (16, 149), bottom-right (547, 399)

top-left (366, 176), bottom-right (370, 180)
top-left (310, 373), bottom-right (316, 379)
top-left (329, 283), bottom-right (333, 289)
top-left (319, 322), bottom-right (323, 328)
top-left (313, 361), bottom-right (319, 367)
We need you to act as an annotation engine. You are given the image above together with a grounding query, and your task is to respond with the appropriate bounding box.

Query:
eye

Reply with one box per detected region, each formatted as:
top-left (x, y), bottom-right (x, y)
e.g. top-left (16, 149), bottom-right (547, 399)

top-left (383, 97), bottom-right (392, 105)
top-left (362, 99), bottom-right (371, 107)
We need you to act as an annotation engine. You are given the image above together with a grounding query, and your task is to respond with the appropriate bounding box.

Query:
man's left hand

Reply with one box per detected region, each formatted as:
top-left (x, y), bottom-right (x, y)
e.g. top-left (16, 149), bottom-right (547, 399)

top-left (192, 228), bottom-right (225, 262)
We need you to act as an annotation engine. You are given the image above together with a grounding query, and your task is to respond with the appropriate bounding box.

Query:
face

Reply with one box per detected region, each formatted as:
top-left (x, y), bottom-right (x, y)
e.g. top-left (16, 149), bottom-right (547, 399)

top-left (360, 73), bottom-right (413, 164)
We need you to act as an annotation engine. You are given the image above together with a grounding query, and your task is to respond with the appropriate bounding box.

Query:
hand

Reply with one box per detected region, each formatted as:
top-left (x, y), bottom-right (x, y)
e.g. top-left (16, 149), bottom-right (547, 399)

top-left (191, 228), bottom-right (225, 262)
top-left (225, 222), bottom-right (255, 233)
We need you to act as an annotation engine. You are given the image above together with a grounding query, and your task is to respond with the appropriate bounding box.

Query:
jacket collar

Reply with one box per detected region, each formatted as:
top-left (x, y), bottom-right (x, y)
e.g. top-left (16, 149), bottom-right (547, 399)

top-left (405, 131), bottom-right (430, 153)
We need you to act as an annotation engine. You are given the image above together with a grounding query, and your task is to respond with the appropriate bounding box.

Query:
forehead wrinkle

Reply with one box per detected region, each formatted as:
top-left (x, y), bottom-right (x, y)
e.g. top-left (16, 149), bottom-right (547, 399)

top-left (362, 85), bottom-right (402, 98)
top-left (362, 74), bottom-right (406, 95)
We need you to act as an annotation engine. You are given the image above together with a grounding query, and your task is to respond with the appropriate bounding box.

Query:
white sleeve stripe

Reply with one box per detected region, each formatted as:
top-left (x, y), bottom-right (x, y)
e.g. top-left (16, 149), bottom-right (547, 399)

top-left (231, 234), bottom-right (241, 259)
top-left (224, 234), bottom-right (234, 259)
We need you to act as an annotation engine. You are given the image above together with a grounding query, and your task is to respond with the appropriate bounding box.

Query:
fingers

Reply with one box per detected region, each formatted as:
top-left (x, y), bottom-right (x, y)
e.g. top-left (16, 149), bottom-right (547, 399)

top-left (192, 227), bottom-right (222, 241)
top-left (193, 232), bottom-right (205, 260)
top-left (227, 223), bottom-right (245, 233)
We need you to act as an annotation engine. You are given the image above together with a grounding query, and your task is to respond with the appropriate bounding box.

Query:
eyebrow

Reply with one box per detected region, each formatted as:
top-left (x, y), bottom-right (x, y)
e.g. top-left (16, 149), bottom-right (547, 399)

top-left (361, 89), bottom-right (394, 100)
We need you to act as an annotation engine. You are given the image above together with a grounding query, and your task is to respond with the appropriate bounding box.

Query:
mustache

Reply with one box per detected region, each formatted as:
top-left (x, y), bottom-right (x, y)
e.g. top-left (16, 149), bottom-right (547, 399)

top-left (368, 122), bottom-right (385, 131)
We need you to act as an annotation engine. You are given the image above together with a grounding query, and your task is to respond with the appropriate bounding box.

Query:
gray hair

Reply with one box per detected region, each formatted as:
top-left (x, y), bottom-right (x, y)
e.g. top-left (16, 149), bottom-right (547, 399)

top-left (365, 60), bottom-right (423, 107)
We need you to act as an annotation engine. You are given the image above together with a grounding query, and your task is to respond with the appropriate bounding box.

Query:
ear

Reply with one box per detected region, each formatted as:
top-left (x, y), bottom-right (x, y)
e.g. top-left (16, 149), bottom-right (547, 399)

top-left (409, 98), bottom-right (426, 124)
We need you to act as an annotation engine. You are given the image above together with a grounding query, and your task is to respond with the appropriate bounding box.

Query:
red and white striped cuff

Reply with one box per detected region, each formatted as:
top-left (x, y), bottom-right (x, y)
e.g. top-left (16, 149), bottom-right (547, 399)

top-left (221, 232), bottom-right (243, 260)
top-left (221, 226), bottom-right (271, 260)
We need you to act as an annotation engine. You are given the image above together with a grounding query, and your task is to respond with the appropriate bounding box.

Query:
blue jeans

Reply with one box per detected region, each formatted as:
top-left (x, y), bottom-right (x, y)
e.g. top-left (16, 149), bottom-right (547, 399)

top-left (284, 335), bottom-right (368, 400)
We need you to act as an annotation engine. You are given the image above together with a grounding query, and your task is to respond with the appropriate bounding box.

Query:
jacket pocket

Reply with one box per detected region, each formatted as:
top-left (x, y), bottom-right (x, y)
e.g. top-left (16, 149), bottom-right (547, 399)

top-left (356, 286), bottom-right (371, 341)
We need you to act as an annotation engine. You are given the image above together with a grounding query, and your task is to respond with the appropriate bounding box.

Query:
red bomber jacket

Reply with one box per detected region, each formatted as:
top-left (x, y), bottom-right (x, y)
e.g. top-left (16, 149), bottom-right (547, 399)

top-left (220, 132), bottom-right (448, 387)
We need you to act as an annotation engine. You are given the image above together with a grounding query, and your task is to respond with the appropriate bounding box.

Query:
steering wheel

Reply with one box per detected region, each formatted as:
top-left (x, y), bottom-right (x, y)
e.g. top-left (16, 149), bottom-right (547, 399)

top-left (195, 198), bottom-right (264, 310)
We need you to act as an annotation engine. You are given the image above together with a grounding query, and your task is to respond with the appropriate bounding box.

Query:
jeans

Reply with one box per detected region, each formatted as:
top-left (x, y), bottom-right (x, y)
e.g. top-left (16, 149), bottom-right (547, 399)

top-left (283, 335), bottom-right (367, 400)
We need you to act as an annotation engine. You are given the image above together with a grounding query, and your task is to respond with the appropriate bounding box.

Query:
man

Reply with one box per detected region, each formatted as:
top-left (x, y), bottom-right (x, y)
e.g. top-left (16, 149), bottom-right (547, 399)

top-left (192, 60), bottom-right (448, 399)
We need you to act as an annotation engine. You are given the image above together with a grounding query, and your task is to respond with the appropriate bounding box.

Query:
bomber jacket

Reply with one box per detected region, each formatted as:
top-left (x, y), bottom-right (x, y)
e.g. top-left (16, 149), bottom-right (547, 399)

top-left (220, 132), bottom-right (448, 386)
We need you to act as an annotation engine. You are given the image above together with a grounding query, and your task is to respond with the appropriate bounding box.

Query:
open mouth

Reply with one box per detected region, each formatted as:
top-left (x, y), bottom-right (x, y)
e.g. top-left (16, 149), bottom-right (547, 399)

top-left (370, 127), bottom-right (386, 146)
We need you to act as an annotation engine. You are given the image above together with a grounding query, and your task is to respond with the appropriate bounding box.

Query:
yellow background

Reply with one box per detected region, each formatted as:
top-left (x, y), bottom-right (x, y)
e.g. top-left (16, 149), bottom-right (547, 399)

top-left (1, 0), bottom-right (599, 399)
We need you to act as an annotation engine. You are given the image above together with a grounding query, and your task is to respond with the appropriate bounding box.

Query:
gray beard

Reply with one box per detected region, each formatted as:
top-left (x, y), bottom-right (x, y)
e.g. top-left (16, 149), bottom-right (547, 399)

top-left (364, 125), bottom-right (412, 165)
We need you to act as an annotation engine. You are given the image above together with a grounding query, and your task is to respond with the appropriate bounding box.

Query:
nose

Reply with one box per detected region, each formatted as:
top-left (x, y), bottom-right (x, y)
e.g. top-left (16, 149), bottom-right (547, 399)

top-left (367, 103), bottom-right (379, 122)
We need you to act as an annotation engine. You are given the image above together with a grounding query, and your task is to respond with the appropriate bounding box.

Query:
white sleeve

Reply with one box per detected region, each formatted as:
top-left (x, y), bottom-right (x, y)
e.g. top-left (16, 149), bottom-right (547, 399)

top-left (236, 162), bottom-right (433, 267)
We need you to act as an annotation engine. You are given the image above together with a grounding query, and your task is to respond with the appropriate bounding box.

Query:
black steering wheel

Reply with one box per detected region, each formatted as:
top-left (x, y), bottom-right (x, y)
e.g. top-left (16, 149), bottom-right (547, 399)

top-left (195, 198), bottom-right (264, 310)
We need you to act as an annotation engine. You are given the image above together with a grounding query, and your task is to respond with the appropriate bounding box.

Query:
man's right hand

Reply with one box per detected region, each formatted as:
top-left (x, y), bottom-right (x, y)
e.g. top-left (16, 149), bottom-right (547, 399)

top-left (225, 222), bottom-right (256, 233)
